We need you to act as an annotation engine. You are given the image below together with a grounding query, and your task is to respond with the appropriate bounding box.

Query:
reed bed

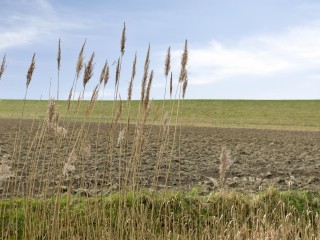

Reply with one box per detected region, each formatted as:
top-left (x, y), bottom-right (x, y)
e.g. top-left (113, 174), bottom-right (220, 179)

top-left (0, 25), bottom-right (319, 239)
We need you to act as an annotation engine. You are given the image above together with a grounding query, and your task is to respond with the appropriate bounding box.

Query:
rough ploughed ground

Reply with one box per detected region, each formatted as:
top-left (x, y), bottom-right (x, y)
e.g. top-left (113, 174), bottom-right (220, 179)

top-left (0, 119), bottom-right (319, 198)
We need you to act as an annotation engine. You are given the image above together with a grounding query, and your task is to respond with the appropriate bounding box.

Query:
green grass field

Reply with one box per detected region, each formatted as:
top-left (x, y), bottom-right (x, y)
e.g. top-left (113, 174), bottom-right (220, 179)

top-left (1, 189), bottom-right (319, 239)
top-left (1, 100), bottom-right (320, 238)
top-left (1, 99), bottom-right (319, 130)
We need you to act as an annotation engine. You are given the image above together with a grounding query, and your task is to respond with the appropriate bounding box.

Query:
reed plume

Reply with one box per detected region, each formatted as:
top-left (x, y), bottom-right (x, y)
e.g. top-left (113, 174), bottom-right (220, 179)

top-left (47, 100), bottom-right (56, 126)
top-left (57, 39), bottom-right (61, 71)
top-left (76, 40), bottom-right (86, 79)
top-left (115, 58), bottom-right (120, 88)
top-left (117, 127), bottom-right (127, 147)
top-left (141, 44), bottom-right (150, 102)
top-left (144, 70), bottom-right (153, 110)
top-left (0, 54), bottom-right (7, 81)
top-left (128, 53), bottom-right (137, 101)
top-left (67, 88), bottom-right (72, 110)
top-left (163, 111), bottom-right (170, 126)
top-left (54, 126), bottom-right (67, 138)
top-left (80, 143), bottom-right (91, 159)
top-left (83, 52), bottom-right (95, 88)
top-left (179, 40), bottom-right (188, 82)
top-left (87, 84), bottom-right (99, 114)
top-left (219, 146), bottom-right (232, 184)
top-left (57, 39), bottom-right (61, 100)
top-left (26, 53), bottom-right (36, 88)
top-left (0, 154), bottom-right (14, 181)
top-left (164, 47), bottom-right (171, 78)
top-left (63, 150), bottom-right (77, 178)
top-left (99, 61), bottom-right (107, 85)
top-left (170, 72), bottom-right (173, 98)
top-left (104, 61), bottom-right (109, 87)
top-left (181, 40), bottom-right (188, 70)
top-left (115, 99), bottom-right (123, 124)
top-left (120, 22), bottom-right (126, 56)
top-left (182, 74), bottom-right (188, 99)
top-left (54, 111), bottom-right (60, 126)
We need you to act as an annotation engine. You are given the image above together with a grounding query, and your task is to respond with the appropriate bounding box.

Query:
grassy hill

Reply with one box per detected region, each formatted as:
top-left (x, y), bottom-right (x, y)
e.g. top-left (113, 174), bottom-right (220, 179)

top-left (0, 99), bottom-right (319, 130)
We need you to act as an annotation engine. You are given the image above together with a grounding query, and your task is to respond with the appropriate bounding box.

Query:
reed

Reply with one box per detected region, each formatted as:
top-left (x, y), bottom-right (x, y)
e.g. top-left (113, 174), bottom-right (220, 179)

top-left (0, 54), bottom-right (7, 81)
top-left (219, 146), bottom-right (233, 185)
top-left (26, 53), bottom-right (36, 89)
top-left (0, 25), bottom-right (316, 240)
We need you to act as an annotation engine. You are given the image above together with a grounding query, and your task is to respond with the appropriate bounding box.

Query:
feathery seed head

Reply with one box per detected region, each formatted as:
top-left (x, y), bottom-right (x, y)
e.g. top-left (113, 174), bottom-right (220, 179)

top-left (0, 154), bottom-right (14, 181)
top-left (115, 58), bottom-right (120, 87)
top-left (141, 45), bottom-right (150, 102)
top-left (80, 144), bottom-right (91, 159)
top-left (163, 111), bottom-right (170, 126)
top-left (47, 100), bottom-right (56, 126)
top-left (117, 127), bottom-right (127, 147)
top-left (76, 40), bottom-right (86, 79)
top-left (83, 52), bottom-right (95, 88)
top-left (115, 99), bottom-right (123, 124)
top-left (170, 72), bottom-right (173, 98)
top-left (99, 61), bottom-right (107, 85)
top-left (144, 70), bottom-right (153, 110)
top-left (26, 53), bottom-right (36, 88)
top-left (179, 40), bottom-right (188, 82)
top-left (164, 47), bottom-right (171, 77)
top-left (120, 22), bottom-right (126, 56)
top-left (219, 146), bottom-right (232, 184)
top-left (86, 84), bottom-right (99, 114)
top-left (67, 88), bottom-right (72, 110)
top-left (128, 54), bottom-right (137, 101)
top-left (57, 38), bottom-right (61, 71)
top-left (63, 150), bottom-right (77, 178)
top-left (182, 75), bottom-right (188, 99)
top-left (0, 54), bottom-right (7, 81)
top-left (181, 40), bottom-right (188, 69)
top-left (104, 61), bottom-right (109, 87)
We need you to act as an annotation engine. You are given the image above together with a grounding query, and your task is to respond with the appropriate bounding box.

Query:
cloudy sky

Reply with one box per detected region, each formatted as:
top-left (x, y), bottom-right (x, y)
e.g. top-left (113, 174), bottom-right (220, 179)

top-left (1, 0), bottom-right (320, 100)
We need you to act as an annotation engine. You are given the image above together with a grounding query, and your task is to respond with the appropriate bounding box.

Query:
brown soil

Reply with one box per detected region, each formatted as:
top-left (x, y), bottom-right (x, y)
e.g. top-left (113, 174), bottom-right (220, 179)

top-left (0, 118), bottom-right (319, 198)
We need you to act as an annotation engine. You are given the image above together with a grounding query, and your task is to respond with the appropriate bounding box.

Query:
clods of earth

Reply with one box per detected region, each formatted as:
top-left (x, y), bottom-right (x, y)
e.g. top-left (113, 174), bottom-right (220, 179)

top-left (0, 119), bottom-right (319, 198)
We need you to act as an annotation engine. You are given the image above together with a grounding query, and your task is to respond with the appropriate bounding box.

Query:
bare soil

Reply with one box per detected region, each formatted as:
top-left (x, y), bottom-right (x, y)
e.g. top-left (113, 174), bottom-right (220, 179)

top-left (0, 118), bottom-right (319, 198)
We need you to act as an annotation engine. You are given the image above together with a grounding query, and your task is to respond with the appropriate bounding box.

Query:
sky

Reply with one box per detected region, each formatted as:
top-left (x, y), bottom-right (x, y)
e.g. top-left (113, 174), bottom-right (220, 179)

top-left (1, 0), bottom-right (320, 100)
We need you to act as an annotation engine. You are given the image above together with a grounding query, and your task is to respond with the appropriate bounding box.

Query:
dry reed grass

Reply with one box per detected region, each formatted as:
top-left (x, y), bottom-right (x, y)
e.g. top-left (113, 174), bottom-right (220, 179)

top-left (0, 54), bottom-right (7, 81)
top-left (141, 44), bottom-right (150, 102)
top-left (127, 54), bottom-right (137, 101)
top-left (26, 53), bottom-right (36, 88)
top-left (0, 25), bottom-right (315, 240)
top-left (0, 154), bottom-right (14, 181)
top-left (62, 150), bottom-right (77, 178)
top-left (83, 52), bottom-right (95, 88)
top-left (219, 146), bottom-right (233, 184)
top-left (120, 22), bottom-right (126, 56)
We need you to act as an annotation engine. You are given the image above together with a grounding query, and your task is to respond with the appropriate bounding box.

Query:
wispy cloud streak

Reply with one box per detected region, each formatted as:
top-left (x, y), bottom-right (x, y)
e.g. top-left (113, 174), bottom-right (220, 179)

top-left (171, 21), bottom-right (320, 85)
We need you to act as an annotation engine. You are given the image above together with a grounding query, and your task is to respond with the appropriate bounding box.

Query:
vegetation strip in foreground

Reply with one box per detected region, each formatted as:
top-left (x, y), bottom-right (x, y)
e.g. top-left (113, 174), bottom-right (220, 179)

top-left (1, 189), bottom-right (320, 239)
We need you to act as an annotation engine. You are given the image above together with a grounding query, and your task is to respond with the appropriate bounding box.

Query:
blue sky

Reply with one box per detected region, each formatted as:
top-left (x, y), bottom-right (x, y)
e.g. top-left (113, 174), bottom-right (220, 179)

top-left (1, 0), bottom-right (320, 100)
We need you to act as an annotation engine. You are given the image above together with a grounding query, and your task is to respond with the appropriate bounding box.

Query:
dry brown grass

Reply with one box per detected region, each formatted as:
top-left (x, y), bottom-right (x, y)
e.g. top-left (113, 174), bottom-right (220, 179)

top-left (127, 54), bottom-right (137, 101)
top-left (140, 44), bottom-right (150, 103)
top-left (0, 54), bottom-right (7, 81)
top-left (120, 22), bottom-right (126, 56)
top-left (26, 53), bottom-right (36, 88)
top-left (0, 154), bottom-right (14, 181)
top-left (1, 25), bottom-right (316, 240)
top-left (83, 52), bottom-right (95, 88)
top-left (219, 146), bottom-right (233, 184)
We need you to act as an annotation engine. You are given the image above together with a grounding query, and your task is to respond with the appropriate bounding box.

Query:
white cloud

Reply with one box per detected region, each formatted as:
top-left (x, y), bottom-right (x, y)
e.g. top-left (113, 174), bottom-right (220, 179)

top-left (0, 0), bottom-right (84, 51)
top-left (0, 27), bottom-right (39, 50)
top-left (173, 22), bottom-right (320, 85)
